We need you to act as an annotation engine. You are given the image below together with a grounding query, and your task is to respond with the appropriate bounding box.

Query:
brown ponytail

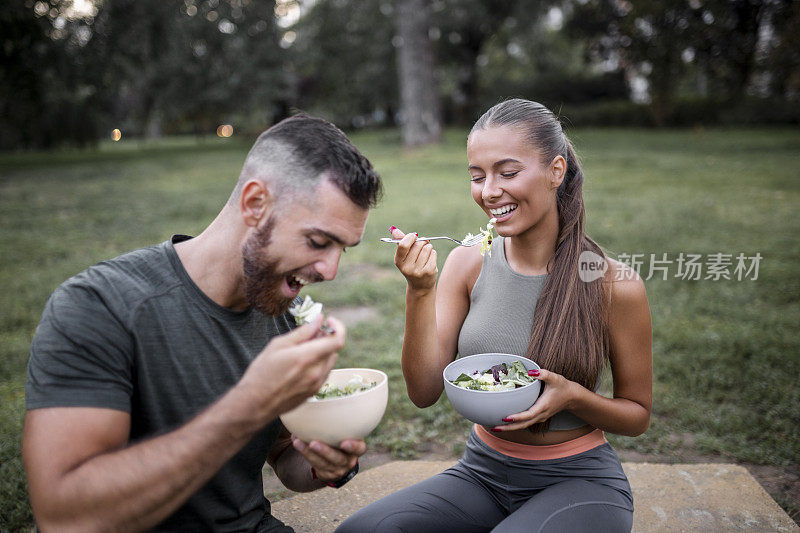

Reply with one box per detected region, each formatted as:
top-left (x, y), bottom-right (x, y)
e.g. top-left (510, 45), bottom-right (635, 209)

top-left (471, 100), bottom-right (610, 431)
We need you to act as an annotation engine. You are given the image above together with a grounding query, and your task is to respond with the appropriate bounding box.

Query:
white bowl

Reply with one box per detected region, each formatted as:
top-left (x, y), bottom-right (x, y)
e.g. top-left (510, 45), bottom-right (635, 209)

top-left (280, 368), bottom-right (388, 446)
top-left (443, 353), bottom-right (541, 427)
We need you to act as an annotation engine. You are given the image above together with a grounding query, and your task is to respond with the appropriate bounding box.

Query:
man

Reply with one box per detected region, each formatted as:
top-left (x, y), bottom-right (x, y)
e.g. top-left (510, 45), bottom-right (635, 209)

top-left (23, 114), bottom-right (383, 532)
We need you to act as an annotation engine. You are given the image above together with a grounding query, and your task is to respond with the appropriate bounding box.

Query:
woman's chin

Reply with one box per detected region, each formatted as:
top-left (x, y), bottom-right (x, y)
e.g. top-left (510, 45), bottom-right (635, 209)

top-left (494, 225), bottom-right (519, 238)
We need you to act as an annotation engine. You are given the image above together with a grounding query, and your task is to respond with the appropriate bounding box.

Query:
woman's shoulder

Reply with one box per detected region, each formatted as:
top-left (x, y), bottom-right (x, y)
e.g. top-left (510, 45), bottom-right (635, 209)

top-left (441, 241), bottom-right (484, 288)
top-left (604, 257), bottom-right (648, 306)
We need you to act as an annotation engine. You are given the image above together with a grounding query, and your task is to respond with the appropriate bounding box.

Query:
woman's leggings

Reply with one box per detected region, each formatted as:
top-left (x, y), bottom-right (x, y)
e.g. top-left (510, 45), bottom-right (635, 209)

top-left (335, 428), bottom-right (634, 533)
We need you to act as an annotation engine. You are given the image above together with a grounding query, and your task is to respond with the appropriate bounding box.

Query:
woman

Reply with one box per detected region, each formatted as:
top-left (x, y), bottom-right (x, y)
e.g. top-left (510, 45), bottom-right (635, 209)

top-left (337, 99), bottom-right (652, 533)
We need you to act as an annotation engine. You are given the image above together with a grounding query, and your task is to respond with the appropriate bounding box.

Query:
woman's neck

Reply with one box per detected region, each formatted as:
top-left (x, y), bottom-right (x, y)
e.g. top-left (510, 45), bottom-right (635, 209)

top-left (504, 207), bottom-right (560, 276)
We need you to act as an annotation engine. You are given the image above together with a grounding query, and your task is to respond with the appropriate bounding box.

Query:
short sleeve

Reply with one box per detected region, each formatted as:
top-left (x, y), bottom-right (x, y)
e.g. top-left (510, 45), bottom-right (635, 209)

top-left (26, 282), bottom-right (134, 412)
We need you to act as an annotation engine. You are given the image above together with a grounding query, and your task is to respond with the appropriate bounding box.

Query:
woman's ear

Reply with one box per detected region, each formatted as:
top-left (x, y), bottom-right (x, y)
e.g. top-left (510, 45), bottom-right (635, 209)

top-left (239, 179), bottom-right (274, 227)
top-left (550, 155), bottom-right (567, 189)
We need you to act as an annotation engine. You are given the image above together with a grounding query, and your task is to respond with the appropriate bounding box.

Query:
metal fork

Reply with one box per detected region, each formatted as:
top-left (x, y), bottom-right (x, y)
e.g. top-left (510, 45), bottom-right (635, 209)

top-left (380, 234), bottom-right (485, 247)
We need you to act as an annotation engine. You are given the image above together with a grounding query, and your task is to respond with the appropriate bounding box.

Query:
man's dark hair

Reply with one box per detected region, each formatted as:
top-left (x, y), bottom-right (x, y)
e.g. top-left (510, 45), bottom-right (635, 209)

top-left (231, 113), bottom-right (382, 210)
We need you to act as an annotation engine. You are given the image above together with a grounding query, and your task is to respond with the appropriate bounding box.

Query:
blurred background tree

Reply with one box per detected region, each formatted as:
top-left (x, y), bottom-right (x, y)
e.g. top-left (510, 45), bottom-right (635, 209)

top-left (566, 0), bottom-right (799, 125)
top-left (2, 3), bottom-right (800, 530)
top-left (89, 0), bottom-right (290, 136)
top-left (1, 0), bottom-right (798, 150)
top-left (394, 0), bottom-right (442, 146)
top-left (1, 0), bottom-right (105, 148)
top-left (291, 0), bottom-right (398, 129)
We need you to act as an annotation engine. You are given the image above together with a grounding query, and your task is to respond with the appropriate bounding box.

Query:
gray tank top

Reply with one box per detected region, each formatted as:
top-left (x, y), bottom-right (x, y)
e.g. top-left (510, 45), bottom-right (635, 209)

top-left (457, 236), bottom-right (593, 431)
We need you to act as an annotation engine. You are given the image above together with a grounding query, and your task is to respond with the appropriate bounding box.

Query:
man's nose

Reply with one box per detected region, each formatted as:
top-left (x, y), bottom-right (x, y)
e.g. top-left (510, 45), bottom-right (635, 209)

top-left (315, 250), bottom-right (341, 281)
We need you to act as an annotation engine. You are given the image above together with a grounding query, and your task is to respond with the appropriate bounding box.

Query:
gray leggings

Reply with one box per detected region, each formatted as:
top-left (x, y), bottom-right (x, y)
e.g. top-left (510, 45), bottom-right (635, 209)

top-left (335, 429), bottom-right (633, 533)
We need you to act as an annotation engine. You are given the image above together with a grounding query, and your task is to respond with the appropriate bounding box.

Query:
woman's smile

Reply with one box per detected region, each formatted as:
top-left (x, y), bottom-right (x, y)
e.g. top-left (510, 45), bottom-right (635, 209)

top-left (487, 203), bottom-right (518, 222)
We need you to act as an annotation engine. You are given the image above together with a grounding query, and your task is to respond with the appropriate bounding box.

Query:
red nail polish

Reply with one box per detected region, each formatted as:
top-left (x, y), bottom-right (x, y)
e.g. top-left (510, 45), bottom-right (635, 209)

top-left (528, 369), bottom-right (540, 376)
top-left (390, 226), bottom-right (396, 232)
top-left (490, 428), bottom-right (502, 432)
top-left (502, 417), bottom-right (513, 423)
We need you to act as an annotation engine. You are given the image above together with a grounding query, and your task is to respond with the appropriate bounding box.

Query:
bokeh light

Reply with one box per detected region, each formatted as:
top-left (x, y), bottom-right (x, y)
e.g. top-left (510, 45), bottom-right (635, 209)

top-left (216, 124), bottom-right (233, 138)
top-left (280, 30), bottom-right (297, 48)
top-left (111, 129), bottom-right (122, 142)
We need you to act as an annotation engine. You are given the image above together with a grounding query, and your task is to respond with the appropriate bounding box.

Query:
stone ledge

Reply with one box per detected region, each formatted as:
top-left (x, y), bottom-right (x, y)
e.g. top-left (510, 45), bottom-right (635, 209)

top-left (271, 461), bottom-right (799, 532)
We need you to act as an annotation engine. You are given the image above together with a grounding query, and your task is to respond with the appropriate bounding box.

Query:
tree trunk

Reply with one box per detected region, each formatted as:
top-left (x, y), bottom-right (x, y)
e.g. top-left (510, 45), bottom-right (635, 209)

top-left (394, 0), bottom-right (441, 147)
top-left (727, 0), bottom-right (765, 103)
top-left (454, 30), bottom-right (484, 127)
top-left (145, 111), bottom-right (163, 139)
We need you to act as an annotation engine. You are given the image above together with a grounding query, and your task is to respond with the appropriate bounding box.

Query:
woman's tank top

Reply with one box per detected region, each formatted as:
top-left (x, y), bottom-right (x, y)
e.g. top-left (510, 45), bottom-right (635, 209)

top-left (457, 236), bottom-right (593, 431)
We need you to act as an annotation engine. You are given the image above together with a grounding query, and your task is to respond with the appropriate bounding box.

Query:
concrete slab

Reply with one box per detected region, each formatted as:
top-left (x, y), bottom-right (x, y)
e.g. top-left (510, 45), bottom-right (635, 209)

top-left (271, 461), bottom-right (798, 532)
top-left (623, 463), bottom-right (797, 532)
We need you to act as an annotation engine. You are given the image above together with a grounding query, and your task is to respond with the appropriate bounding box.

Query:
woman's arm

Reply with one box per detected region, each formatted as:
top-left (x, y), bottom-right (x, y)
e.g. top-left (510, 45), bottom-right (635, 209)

top-left (497, 262), bottom-right (653, 436)
top-left (390, 228), bottom-right (479, 407)
top-left (564, 266), bottom-right (653, 436)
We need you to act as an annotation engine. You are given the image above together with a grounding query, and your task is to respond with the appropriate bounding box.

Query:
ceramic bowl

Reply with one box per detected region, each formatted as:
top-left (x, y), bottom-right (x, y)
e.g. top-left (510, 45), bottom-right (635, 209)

top-left (280, 368), bottom-right (388, 446)
top-left (443, 353), bottom-right (541, 427)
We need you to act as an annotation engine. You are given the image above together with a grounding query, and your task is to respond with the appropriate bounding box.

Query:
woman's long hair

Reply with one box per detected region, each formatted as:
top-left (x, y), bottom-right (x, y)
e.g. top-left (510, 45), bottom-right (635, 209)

top-left (471, 99), bottom-right (609, 431)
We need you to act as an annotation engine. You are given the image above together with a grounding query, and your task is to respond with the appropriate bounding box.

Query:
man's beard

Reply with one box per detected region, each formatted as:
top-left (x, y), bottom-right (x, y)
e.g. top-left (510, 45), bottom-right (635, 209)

top-left (241, 216), bottom-right (297, 316)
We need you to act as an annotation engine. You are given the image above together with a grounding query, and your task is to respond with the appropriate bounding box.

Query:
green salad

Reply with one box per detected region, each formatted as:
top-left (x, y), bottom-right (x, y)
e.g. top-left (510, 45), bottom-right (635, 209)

top-left (462, 217), bottom-right (497, 257)
top-left (450, 361), bottom-right (536, 391)
top-left (289, 295), bottom-right (335, 335)
top-left (289, 295), bottom-right (323, 326)
top-left (314, 374), bottom-right (376, 400)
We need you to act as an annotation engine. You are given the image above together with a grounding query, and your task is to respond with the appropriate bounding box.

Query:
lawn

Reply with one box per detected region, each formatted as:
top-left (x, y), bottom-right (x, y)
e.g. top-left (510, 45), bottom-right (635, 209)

top-left (1, 127), bottom-right (798, 529)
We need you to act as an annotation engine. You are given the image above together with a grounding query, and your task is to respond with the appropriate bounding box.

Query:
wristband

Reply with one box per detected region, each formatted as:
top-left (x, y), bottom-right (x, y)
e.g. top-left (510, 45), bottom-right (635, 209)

top-left (311, 461), bottom-right (359, 488)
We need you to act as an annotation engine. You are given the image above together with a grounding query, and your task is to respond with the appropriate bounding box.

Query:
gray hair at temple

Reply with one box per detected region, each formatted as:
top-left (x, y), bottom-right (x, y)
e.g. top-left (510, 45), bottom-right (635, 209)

top-left (229, 113), bottom-right (382, 210)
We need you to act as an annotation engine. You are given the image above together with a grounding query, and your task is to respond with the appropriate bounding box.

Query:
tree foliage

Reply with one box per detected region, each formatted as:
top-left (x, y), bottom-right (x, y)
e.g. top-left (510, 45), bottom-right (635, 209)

top-left (2, 0), bottom-right (288, 149)
top-left (291, 0), bottom-right (397, 127)
top-left (566, 0), bottom-right (797, 124)
top-left (1, 1), bottom-right (106, 148)
top-left (90, 0), bottom-right (289, 136)
top-left (3, 0), bottom-right (799, 149)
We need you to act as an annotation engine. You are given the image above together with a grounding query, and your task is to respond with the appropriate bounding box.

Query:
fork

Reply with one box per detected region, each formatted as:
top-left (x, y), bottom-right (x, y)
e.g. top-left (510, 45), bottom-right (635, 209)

top-left (380, 234), bottom-right (485, 247)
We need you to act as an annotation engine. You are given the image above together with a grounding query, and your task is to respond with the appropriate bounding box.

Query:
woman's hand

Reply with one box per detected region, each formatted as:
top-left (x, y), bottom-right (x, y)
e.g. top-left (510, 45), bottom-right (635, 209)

top-left (390, 226), bottom-right (438, 293)
top-left (491, 369), bottom-right (580, 432)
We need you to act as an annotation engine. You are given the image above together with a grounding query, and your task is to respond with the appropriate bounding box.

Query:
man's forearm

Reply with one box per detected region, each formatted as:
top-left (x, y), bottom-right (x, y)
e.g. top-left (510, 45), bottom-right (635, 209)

top-left (36, 386), bottom-right (273, 532)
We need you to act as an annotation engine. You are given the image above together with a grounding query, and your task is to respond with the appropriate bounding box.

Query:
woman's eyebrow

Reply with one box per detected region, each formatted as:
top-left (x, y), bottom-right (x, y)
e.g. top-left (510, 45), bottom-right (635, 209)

top-left (492, 158), bottom-right (522, 168)
top-left (468, 158), bottom-right (522, 171)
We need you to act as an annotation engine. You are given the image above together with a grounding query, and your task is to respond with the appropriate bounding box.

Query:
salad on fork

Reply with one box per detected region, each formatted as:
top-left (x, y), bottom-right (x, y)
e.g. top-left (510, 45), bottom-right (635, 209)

top-left (381, 218), bottom-right (498, 256)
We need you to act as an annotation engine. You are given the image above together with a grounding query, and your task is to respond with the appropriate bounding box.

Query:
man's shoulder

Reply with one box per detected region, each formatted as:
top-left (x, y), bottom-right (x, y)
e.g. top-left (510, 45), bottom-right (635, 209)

top-left (28, 242), bottom-right (177, 413)
top-left (53, 241), bottom-right (178, 320)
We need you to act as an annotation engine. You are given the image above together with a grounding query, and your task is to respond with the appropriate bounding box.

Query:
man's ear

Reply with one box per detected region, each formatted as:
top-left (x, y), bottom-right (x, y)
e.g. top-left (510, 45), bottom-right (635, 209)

top-left (239, 179), bottom-right (274, 227)
top-left (550, 155), bottom-right (566, 189)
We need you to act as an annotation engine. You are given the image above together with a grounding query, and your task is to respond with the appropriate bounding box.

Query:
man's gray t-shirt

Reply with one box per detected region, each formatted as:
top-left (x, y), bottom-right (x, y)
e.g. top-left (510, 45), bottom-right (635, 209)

top-left (27, 235), bottom-right (297, 531)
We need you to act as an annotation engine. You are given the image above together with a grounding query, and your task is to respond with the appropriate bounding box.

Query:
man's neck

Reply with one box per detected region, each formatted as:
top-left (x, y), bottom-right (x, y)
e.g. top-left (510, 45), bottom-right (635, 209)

top-left (174, 210), bottom-right (249, 310)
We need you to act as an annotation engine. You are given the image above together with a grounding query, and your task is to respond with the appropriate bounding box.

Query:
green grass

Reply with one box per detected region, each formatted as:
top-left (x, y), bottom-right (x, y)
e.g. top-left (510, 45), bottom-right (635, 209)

top-left (2, 127), bottom-right (799, 530)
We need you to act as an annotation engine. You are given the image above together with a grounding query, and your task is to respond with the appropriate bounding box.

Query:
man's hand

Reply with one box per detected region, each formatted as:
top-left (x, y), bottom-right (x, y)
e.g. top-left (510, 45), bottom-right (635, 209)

top-left (291, 437), bottom-right (366, 484)
top-left (236, 314), bottom-right (346, 423)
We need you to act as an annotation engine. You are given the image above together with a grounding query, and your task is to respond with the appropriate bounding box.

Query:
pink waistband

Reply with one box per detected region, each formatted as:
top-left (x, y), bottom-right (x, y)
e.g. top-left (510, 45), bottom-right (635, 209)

top-left (474, 424), bottom-right (607, 460)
